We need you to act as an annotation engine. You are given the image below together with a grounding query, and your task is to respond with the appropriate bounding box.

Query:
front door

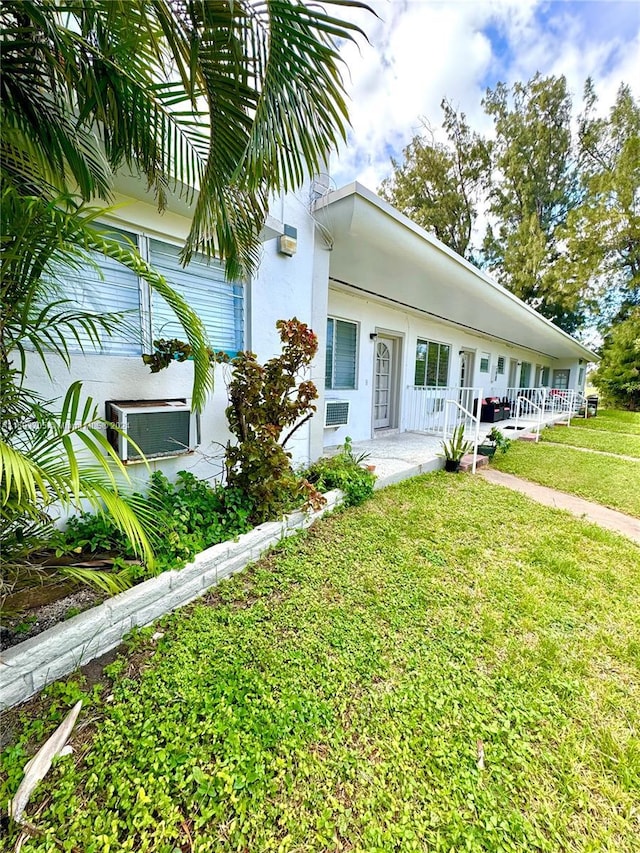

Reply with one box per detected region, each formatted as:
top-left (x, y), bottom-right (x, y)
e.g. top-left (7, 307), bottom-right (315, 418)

top-left (374, 338), bottom-right (393, 429)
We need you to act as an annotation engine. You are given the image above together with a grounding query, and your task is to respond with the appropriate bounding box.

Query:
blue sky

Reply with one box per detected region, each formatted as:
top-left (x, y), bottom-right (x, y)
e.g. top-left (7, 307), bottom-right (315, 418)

top-left (332, 0), bottom-right (640, 189)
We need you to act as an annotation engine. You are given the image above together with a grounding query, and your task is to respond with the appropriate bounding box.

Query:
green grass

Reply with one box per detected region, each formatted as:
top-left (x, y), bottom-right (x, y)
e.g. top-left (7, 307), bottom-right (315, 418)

top-left (2, 475), bottom-right (639, 852)
top-left (569, 409), bottom-right (640, 436)
top-left (540, 425), bottom-right (640, 458)
top-left (492, 442), bottom-right (640, 518)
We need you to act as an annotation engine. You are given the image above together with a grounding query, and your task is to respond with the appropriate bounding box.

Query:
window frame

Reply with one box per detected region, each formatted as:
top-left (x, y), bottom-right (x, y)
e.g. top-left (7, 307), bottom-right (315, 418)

top-left (64, 224), bottom-right (245, 358)
top-left (326, 316), bottom-right (359, 391)
top-left (479, 351), bottom-right (491, 374)
top-left (496, 356), bottom-right (505, 375)
top-left (414, 338), bottom-right (451, 388)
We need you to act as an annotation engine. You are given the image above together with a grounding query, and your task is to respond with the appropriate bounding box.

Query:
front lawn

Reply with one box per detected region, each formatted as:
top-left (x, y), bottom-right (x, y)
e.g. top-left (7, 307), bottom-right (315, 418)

top-left (540, 425), bottom-right (640, 458)
top-left (492, 441), bottom-right (640, 517)
top-left (568, 409), bottom-right (640, 436)
top-left (2, 475), bottom-right (639, 852)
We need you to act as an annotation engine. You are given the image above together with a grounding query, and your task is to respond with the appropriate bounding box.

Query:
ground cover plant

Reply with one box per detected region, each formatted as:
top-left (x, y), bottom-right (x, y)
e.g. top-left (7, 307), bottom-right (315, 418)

top-left (567, 409), bottom-right (640, 436)
top-left (491, 441), bottom-right (640, 517)
top-left (540, 424), bottom-right (640, 458)
top-left (305, 437), bottom-right (376, 506)
top-left (2, 474), bottom-right (639, 851)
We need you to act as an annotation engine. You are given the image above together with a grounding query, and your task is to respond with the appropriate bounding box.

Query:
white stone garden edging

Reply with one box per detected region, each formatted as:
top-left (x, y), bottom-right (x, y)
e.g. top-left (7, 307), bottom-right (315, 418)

top-left (0, 490), bottom-right (343, 709)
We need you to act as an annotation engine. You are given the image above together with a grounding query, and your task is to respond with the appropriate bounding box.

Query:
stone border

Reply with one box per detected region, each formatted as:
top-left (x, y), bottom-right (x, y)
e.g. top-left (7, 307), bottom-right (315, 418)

top-left (0, 490), bottom-right (343, 709)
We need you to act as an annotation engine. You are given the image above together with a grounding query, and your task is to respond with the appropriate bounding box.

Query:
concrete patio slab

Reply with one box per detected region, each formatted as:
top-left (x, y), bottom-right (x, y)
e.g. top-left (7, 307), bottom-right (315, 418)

top-left (331, 432), bottom-right (444, 488)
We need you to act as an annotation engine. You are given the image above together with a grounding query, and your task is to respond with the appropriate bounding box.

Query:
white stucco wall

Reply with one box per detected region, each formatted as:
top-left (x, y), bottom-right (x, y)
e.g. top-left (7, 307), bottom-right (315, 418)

top-left (323, 287), bottom-right (583, 447)
top-left (22, 183), bottom-right (327, 500)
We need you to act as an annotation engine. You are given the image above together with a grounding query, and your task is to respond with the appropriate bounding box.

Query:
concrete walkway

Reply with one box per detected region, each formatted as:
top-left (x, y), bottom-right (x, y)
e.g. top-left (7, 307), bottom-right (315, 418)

top-left (481, 468), bottom-right (640, 545)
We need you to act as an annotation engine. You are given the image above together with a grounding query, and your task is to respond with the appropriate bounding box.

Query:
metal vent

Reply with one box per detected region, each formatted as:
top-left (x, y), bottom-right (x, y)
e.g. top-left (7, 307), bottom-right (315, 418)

top-left (324, 399), bottom-right (350, 428)
top-left (106, 399), bottom-right (198, 462)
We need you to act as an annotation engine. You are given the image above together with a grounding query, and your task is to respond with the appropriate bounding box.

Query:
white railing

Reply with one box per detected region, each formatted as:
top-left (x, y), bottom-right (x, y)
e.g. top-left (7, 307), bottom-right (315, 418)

top-left (443, 398), bottom-right (482, 474)
top-left (572, 391), bottom-right (588, 422)
top-left (505, 386), bottom-right (545, 413)
top-left (405, 385), bottom-right (483, 437)
top-left (406, 385), bottom-right (587, 437)
top-left (514, 396), bottom-right (543, 441)
top-left (506, 387), bottom-right (585, 421)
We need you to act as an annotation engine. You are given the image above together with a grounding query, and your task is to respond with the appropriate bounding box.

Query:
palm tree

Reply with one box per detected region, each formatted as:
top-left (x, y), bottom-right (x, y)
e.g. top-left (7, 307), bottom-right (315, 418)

top-left (0, 0), bottom-right (369, 603)
top-left (1, 0), bottom-right (368, 278)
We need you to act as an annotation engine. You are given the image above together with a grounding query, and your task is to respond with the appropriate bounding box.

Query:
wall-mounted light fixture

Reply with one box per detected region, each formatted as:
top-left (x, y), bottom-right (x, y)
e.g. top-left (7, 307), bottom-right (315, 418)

top-left (277, 224), bottom-right (298, 256)
top-left (459, 349), bottom-right (465, 356)
top-left (369, 332), bottom-right (378, 341)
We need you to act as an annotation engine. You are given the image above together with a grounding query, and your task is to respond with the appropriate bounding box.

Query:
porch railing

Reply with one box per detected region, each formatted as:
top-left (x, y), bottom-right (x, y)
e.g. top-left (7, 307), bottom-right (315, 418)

top-left (407, 385), bottom-right (587, 436)
top-left (404, 385), bottom-right (483, 437)
top-left (514, 396), bottom-right (542, 441)
top-left (505, 387), bottom-right (585, 421)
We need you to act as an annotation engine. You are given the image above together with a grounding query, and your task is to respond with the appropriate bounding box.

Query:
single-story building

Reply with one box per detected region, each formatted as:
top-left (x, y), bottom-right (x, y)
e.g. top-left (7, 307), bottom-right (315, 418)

top-left (25, 175), bottom-right (598, 486)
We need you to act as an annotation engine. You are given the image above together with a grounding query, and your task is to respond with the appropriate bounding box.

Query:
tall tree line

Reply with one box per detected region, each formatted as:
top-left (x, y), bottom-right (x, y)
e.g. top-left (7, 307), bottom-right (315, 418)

top-left (380, 74), bottom-right (640, 338)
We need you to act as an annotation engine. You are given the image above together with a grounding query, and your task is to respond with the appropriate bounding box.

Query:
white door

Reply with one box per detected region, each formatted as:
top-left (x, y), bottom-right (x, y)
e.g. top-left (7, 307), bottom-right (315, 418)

top-left (374, 338), bottom-right (393, 429)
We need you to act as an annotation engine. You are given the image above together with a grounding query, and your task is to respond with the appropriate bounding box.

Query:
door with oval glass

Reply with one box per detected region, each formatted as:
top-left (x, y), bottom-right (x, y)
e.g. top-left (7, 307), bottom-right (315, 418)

top-left (374, 337), bottom-right (394, 429)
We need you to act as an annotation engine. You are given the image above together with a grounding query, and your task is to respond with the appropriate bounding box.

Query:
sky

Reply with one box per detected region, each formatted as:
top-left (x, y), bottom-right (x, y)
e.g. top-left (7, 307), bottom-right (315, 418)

top-left (330, 0), bottom-right (640, 191)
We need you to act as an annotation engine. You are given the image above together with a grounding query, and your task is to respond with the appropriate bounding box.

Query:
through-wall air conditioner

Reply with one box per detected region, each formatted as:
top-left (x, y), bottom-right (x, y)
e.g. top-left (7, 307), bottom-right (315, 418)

top-left (106, 399), bottom-right (199, 463)
top-left (324, 399), bottom-right (350, 428)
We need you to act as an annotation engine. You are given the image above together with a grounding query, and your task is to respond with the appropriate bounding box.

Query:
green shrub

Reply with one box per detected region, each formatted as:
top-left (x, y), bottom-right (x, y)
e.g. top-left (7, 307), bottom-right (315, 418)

top-left (306, 437), bottom-right (376, 507)
top-left (221, 318), bottom-right (324, 523)
top-left (58, 471), bottom-right (255, 576)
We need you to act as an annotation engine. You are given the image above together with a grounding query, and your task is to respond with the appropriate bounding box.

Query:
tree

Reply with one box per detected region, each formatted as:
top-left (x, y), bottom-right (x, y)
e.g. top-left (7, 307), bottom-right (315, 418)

top-left (592, 308), bottom-right (640, 410)
top-left (1, 0), bottom-right (367, 279)
top-left (0, 0), bottom-right (369, 596)
top-left (482, 74), bottom-right (590, 333)
top-left (379, 100), bottom-right (490, 260)
top-left (563, 81), bottom-right (640, 327)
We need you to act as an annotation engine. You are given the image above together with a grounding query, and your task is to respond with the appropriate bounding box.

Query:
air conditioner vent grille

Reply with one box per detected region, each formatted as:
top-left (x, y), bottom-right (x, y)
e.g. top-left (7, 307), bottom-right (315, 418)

top-left (126, 410), bottom-right (191, 460)
top-left (325, 399), bottom-right (350, 428)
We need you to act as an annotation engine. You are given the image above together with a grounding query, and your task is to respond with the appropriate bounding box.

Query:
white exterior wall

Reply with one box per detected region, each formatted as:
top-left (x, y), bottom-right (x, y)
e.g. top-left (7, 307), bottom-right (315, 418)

top-left (249, 185), bottom-right (330, 467)
top-left (323, 288), bottom-right (581, 447)
top-left (23, 184), bottom-right (325, 496)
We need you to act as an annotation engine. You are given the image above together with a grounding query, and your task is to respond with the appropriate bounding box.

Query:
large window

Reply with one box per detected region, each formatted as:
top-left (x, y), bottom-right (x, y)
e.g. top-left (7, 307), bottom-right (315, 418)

top-left (326, 318), bottom-right (358, 389)
top-left (149, 240), bottom-right (243, 355)
top-left (553, 369), bottom-right (570, 390)
top-left (65, 231), bottom-right (244, 356)
top-left (414, 339), bottom-right (450, 387)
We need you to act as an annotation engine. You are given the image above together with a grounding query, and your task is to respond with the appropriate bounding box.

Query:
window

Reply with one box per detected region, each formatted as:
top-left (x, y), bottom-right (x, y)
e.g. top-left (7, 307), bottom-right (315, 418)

top-left (64, 229), bottom-right (143, 356)
top-left (326, 318), bottom-right (357, 389)
top-left (541, 366), bottom-right (550, 386)
top-left (149, 240), bottom-right (243, 354)
top-left (414, 339), bottom-right (450, 387)
top-left (479, 352), bottom-right (490, 373)
top-left (497, 356), bottom-right (505, 375)
top-left (553, 369), bottom-right (570, 390)
top-left (519, 361), bottom-right (531, 388)
top-left (64, 231), bottom-right (244, 357)
top-left (578, 367), bottom-right (585, 387)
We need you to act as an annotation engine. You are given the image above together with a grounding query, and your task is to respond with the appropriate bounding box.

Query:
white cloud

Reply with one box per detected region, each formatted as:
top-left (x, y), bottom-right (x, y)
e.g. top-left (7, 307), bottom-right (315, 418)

top-left (330, 0), bottom-right (640, 190)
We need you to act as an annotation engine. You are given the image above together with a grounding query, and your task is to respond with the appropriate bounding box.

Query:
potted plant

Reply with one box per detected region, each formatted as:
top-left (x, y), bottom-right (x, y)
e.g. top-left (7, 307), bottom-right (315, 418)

top-left (477, 426), bottom-right (511, 458)
top-left (439, 425), bottom-right (474, 472)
